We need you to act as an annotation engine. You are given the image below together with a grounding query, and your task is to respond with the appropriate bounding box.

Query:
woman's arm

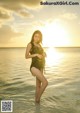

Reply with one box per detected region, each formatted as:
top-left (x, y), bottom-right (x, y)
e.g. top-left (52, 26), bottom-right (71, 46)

top-left (25, 43), bottom-right (37, 59)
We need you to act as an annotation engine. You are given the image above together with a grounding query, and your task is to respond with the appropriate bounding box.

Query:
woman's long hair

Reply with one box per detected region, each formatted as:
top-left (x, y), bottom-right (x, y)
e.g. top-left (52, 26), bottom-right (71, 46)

top-left (30, 30), bottom-right (42, 44)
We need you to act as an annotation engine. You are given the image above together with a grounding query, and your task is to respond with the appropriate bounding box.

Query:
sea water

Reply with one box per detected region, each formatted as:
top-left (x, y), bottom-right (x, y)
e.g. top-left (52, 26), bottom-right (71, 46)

top-left (0, 47), bottom-right (80, 113)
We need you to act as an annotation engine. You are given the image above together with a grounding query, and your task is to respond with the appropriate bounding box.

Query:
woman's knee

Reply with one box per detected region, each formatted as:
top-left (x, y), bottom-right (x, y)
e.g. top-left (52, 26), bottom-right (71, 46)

top-left (36, 80), bottom-right (41, 88)
top-left (45, 80), bottom-right (48, 87)
top-left (42, 79), bottom-right (48, 87)
top-left (36, 84), bottom-right (41, 89)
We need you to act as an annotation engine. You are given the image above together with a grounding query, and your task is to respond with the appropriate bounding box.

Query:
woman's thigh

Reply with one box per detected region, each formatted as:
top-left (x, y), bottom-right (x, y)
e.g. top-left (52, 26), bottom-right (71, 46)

top-left (30, 67), bottom-right (47, 83)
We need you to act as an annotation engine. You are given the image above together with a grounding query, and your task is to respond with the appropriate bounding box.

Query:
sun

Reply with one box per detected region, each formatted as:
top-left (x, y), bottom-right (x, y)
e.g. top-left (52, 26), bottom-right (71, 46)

top-left (39, 20), bottom-right (70, 47)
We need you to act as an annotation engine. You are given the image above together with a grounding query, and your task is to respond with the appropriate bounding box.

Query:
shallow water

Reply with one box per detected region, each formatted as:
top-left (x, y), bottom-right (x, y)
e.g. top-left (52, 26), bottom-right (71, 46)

top-left (0, 47), bottom-right (80, 113)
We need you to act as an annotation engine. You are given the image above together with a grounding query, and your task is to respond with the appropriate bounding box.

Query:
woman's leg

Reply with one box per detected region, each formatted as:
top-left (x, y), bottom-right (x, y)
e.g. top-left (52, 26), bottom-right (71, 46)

top-left (35, 68), bottom-right (44, 101)
top-left (31, 67), bottom-right (48, 103)
top-left (35, 77), bottom-right (41, 102)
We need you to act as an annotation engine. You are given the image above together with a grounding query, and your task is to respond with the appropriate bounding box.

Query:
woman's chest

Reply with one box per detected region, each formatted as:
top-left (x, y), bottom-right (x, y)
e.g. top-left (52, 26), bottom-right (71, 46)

top-left (31, 46), bottom-right (43, 54)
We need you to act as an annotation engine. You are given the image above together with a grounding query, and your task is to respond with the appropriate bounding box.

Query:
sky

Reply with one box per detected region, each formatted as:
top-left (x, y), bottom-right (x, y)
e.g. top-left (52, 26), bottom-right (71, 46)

top-left (0, 0), bottom-right (80, 47)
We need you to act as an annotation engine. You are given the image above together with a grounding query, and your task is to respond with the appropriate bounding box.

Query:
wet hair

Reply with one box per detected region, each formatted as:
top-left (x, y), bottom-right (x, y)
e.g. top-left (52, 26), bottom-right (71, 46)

top-left (30, 30), bottom-right (42, 44)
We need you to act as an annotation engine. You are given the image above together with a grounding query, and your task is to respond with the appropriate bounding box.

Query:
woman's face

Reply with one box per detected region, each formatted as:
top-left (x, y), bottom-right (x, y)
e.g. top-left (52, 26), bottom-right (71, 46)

top-left (33, 33), bottom-right (40, 43)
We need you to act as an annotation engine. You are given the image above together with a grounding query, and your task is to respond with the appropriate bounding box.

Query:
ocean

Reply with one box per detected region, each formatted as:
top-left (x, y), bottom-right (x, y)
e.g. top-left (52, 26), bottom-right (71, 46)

top-left (0, 47), bottom-right (80, 113)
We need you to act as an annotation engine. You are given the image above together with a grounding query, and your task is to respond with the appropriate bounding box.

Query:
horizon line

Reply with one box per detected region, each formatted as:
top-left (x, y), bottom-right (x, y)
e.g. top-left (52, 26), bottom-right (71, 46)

top-left (0, 46), bottom-right (80, 48)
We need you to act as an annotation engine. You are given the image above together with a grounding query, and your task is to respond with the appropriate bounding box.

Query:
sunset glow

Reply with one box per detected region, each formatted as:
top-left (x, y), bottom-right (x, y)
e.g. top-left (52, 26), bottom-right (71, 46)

top-left (40, 21), bottom-right (71, 47)
top-left (0, 0), bottom-right (80, 47)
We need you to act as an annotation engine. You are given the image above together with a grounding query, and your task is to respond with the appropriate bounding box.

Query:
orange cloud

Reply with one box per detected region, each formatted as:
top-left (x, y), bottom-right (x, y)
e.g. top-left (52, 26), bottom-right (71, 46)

top-left (0, 25), bottom-right (23, 43)
top-left (0, 0), bottom-right (44, 19)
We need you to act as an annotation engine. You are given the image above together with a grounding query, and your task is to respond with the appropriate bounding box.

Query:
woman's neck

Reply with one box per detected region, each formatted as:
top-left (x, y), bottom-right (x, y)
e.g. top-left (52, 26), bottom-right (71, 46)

top-left (33, 42), bottom-right (39, 45)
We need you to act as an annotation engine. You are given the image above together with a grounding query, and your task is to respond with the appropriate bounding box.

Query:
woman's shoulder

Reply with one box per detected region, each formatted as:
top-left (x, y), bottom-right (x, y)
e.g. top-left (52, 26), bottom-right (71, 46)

top-left (27, 42), bottom-right (32, 48)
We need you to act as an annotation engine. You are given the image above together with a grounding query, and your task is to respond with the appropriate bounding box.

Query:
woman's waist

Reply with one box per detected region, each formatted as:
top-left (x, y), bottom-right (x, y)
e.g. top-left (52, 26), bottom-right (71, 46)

top-left (32, 57), bottom-right (45, 62)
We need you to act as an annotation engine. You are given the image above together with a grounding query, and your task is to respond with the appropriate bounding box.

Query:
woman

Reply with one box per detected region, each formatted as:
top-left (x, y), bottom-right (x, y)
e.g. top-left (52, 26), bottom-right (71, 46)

top-left (25, 30), bottom-right (48, 103)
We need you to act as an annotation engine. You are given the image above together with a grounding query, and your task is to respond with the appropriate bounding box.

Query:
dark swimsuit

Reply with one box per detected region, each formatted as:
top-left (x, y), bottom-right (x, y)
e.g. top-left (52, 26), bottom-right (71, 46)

top-left (30, 42), bottom-right (45, 71)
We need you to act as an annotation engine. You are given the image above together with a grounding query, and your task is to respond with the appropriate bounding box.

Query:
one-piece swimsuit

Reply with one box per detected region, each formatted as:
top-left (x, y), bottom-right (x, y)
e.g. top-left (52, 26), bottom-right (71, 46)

top-left (30, 42), bottom-right (45, 71)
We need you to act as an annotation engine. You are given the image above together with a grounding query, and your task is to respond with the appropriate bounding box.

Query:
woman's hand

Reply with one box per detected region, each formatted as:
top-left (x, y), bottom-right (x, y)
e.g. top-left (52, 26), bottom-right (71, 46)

top-left (36, 54), bottom-right (43, 59)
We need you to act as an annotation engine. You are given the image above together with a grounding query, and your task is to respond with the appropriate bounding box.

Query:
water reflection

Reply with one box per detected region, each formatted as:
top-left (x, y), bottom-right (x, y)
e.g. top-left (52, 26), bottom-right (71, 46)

top-left (0, 48), bottom-right (80, 113)
top-left (45, 47), bottom-right (65, 67)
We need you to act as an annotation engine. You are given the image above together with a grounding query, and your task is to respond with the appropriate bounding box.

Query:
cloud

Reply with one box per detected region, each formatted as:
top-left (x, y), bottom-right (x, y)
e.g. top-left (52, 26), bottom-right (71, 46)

top-left (0, 8), bottom-right (14, 27)
top-left (0, 0), bottom-right (42, 9)
top-left (32, 20), bottom-right (45, 27)
top-left (0, 25), bottom-right (23, 43)
top-left (0, 0), bottom-right (44, 19)
top-left (17, 9), bottom-right (33, 18)
top-left (0, 8), bottom-right (10, 20)
top-left (22, 0), bottom-right (43, 8)
top-left (60, 13), bottom-right (77, 20)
